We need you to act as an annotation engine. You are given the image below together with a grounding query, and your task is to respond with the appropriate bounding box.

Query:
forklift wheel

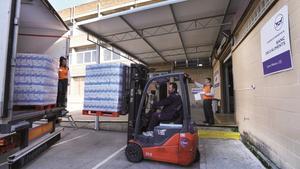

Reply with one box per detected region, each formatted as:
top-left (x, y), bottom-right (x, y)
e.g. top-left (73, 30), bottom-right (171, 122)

top-left (194, 149), bottom-right (200, 162)
top-left (125, 143), bottom-right (143, 163)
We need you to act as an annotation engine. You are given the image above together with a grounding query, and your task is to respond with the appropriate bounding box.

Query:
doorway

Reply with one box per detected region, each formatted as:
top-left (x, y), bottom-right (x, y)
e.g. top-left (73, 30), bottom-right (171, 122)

top-left (222, 57), bottom-right (235, 114)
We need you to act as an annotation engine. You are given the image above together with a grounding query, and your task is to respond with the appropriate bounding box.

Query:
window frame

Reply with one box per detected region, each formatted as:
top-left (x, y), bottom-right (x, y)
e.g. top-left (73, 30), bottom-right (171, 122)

top-left (70, 49), bottom-right (97, 65)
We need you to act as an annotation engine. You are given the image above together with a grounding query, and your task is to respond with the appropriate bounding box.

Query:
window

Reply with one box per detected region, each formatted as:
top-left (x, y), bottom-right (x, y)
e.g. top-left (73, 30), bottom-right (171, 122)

top-left (84, 52), bottom-right (91, 63)
top-left (104, 48), bottom-right (111, 61)
top-left (70, 50), bottom-right (97, 65)
top-left (92, 51), bottom-right (96, 62)
top-left (77, 53), bottom-right (84, 64)
top-left (112, 48), bottom-right (120, 60)
top-left (103, 47), bottom-right (122, 61)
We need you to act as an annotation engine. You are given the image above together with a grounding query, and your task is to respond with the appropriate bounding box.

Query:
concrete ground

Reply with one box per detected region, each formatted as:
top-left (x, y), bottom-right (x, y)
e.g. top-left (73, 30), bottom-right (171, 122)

top-left (23, 128), bottom-right (127, 169)
top-left (0, 128), bottom-right (263, 169)
top-left (199, 139), bottom-right (265, 169)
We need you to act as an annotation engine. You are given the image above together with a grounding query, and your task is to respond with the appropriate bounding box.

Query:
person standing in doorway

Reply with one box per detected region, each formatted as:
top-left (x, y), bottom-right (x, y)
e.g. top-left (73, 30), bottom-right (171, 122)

top-left (194, 78), bottom-right (215, 125)
top-left (57, 56), bottom-right (69, 107)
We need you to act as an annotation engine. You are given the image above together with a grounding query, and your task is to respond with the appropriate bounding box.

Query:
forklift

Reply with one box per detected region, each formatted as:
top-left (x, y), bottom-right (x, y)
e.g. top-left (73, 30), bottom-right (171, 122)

top-left (125, 64), bottom-right (199, 166)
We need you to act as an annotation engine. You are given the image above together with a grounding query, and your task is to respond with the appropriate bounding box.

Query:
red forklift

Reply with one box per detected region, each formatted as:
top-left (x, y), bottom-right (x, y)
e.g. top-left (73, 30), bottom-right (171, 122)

top-left (125, 65), bottom-right (199, 166)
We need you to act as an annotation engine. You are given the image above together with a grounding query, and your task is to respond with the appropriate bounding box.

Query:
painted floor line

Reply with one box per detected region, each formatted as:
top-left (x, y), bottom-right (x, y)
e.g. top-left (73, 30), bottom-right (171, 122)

top-left (52, 133), bottom-right (90, 147)
top-left (198, 130), bottom-right (240, 140)
top-left (91, 145), bottom-right (127, 169)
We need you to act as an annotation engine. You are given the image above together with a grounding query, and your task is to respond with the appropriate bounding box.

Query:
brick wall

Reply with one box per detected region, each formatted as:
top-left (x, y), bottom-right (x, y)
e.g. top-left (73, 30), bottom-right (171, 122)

top-left (232, 0), bottom-right (300, 168)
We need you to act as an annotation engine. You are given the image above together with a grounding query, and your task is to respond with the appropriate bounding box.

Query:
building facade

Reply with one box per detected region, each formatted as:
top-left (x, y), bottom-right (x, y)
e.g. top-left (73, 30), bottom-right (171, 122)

top-left (58, 1), bottom-right (300, 168)
top-left (214, 0), bottom-right (300, 168)
top-left (59, 0), bottom-right (164, 110)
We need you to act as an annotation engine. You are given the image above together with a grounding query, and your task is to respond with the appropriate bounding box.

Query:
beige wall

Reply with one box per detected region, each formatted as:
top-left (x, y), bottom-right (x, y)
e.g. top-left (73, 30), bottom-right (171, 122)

top-left (232, 1), bottom-right (300, 168)
top-left (67, 77), bottom-right (85, 111)
top-left (70, 33), bottom-right (94, 48)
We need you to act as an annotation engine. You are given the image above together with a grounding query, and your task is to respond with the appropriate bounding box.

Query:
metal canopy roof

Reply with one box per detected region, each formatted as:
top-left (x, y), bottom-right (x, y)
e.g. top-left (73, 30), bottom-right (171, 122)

top-left (78, 0), bottom-right (232, 66)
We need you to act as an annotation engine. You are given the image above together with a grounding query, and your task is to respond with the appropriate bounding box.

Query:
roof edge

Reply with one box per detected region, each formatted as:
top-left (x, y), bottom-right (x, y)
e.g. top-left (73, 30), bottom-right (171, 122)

top-left (77, 0), bottom-right (186, 26)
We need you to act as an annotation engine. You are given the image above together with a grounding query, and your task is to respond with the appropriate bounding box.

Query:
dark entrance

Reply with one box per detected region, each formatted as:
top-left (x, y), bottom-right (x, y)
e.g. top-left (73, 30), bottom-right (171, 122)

top-left (222, 57), bottom-right (234, 114)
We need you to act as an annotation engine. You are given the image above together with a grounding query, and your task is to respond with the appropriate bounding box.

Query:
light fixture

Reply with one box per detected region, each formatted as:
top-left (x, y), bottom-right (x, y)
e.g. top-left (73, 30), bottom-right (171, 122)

top-left (198, 63), bottom-right (203, 67)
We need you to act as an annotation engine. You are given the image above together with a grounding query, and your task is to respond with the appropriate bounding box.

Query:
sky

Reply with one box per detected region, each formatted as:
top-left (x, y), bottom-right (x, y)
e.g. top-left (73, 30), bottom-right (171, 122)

top-left (48, 0), bottom-right (96, 11)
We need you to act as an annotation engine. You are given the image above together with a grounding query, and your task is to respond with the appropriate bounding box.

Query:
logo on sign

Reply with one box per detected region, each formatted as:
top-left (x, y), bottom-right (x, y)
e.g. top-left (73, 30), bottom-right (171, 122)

top-left (274, 14), bottom-right (284, 31)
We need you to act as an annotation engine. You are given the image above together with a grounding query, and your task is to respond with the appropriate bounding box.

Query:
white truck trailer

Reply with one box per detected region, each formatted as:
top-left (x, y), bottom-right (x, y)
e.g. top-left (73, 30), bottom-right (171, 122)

top-left (0, 0), bottom-right (69, 167)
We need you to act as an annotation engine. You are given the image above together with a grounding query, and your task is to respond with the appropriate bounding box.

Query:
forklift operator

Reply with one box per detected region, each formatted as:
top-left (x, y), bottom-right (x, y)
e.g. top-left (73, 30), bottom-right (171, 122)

top-left (143, 82), bottom-right (182, 137)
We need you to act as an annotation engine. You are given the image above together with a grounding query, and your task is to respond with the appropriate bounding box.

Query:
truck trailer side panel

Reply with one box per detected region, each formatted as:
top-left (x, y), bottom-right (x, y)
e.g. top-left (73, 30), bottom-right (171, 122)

top-left (0, 0), bottom-right (69, 131)
top-left (0, 0), bottom-right (19, 121)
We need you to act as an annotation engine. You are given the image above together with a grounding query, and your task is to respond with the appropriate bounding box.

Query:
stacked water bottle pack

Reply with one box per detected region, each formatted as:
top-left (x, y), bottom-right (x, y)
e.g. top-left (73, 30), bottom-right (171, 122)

top-left (83, 63), bottom-right (126, 113)
top-left (13, 53), bottom-right (58, 105)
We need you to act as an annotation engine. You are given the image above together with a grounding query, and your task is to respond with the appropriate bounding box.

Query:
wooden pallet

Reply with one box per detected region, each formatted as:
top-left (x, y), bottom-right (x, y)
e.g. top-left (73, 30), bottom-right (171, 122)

top-left (13, 104), bottom-right (56, 111)
top-left (82, 110), bottom-right (120, 117)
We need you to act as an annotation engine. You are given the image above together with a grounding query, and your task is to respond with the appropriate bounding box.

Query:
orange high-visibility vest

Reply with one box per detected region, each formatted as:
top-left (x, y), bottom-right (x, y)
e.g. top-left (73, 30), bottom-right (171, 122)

top-left (58, 66), bottom-right (68, 80)
top-left (203, 85), bottom-right (213, 100)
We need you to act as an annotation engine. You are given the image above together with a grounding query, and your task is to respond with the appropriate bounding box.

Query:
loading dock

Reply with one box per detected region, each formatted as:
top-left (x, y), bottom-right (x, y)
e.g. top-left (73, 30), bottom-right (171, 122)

top-left (1, 0), bottom-right (300, 168)
top-left (75, 0), bottom-right (247, 127)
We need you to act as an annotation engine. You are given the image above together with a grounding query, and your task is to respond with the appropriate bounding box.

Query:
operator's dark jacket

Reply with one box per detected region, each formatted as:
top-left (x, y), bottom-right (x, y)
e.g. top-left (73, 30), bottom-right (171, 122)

top-left (152, 92), bottom-right (182, 120)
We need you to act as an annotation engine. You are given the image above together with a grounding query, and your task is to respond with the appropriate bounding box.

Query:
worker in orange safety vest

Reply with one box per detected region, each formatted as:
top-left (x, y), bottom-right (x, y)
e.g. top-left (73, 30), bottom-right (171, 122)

top-left (57, 56), bottom-right (69, 107)
top-left (194, 77), bottom-right (215, 125)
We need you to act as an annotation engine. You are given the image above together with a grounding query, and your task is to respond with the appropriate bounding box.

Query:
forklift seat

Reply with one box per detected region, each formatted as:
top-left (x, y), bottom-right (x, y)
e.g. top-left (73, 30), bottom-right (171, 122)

top-left (160, 104), bottom-right (183, 124)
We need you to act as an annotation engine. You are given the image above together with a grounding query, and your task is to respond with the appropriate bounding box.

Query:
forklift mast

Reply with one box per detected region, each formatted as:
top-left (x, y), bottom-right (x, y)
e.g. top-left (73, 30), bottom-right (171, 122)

top-left (127, 64), bottom-right (149, 141)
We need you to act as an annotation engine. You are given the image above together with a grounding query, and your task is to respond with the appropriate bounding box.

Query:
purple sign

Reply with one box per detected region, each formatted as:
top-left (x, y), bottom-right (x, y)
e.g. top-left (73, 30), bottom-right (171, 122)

top-left (262, 50), bottom-right (292, 75)
top-left (260, 6), bottom-right (293, 76)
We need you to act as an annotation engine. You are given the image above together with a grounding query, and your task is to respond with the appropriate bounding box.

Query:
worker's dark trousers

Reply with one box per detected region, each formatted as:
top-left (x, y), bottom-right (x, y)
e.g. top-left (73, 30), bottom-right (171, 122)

top-left (147, 112), bottom-right (173, 131)
top-left (203, 99), bottom-right (214, 124)
top-left (57, 79), bottom-right (68, 107)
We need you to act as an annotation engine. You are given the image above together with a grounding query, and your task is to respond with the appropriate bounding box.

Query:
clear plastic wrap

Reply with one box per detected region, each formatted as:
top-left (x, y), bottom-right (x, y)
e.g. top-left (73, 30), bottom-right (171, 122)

top-left (83, 63), bottom-right (126, 113)
top-left (13, 53), bottom-right (58, 105)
